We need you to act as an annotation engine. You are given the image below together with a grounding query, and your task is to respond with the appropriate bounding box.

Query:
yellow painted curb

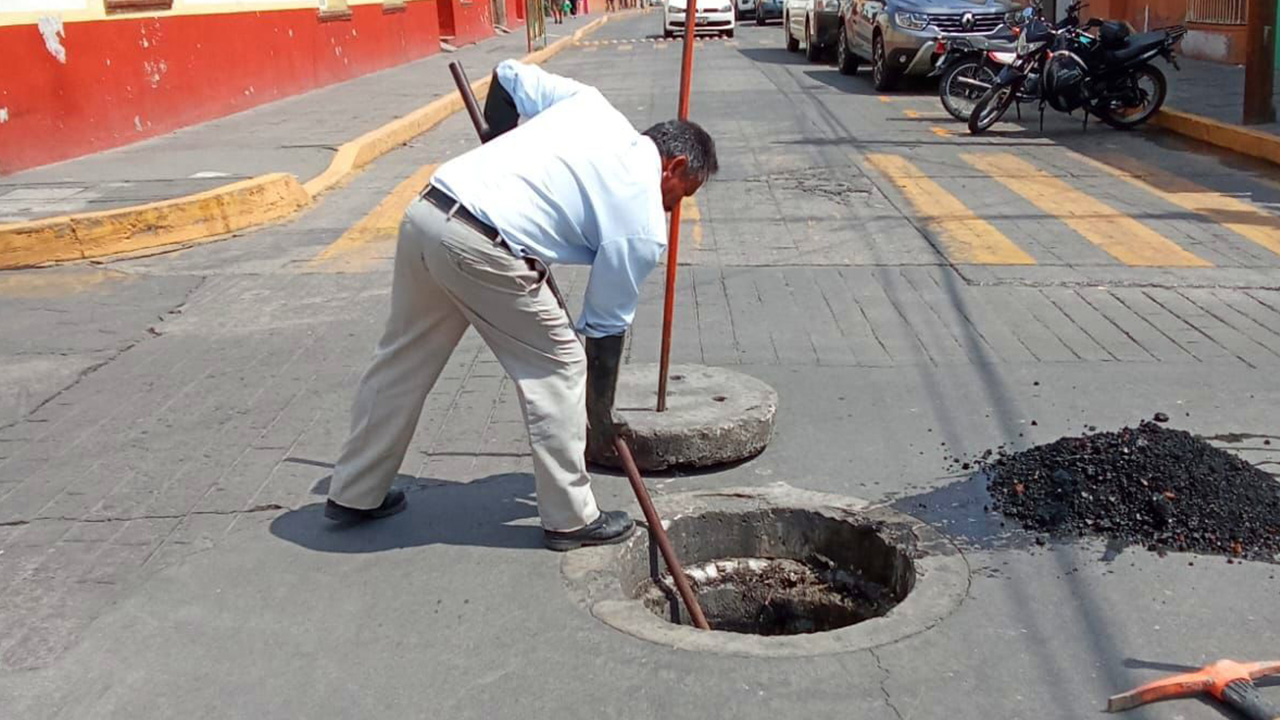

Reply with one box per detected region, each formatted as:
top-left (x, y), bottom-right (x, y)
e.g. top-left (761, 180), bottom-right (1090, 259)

top-left (0, 174), bottom-right (310, 270)
top-left (1152, 108), bottom-right (1280, 167)
top-left (1, 14), bottom-right (620, 271)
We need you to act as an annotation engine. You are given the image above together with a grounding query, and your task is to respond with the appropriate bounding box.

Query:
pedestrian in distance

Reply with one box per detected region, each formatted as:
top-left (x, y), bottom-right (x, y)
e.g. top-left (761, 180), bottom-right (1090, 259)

top-left (323, 60), bottom-right (719, 552)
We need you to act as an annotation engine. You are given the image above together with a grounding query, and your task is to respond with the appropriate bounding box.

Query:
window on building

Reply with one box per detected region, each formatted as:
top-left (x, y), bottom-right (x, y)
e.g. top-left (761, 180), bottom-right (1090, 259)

top-left (1186, 0), bottom-right (1247, 24)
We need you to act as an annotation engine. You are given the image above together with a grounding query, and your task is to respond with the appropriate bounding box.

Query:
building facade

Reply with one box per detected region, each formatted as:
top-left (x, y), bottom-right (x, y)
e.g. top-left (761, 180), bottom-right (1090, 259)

top-left (1, 0), bottom-right (525, 174)
top-left (1086, 0), bottom-right (1278, 65)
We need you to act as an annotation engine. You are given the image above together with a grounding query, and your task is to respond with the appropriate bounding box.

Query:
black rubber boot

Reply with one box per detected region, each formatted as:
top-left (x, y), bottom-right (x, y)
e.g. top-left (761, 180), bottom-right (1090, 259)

top-left (482, 70), bottom-right (519, 142)
top-left (585, 333), bottom-right (627, 460)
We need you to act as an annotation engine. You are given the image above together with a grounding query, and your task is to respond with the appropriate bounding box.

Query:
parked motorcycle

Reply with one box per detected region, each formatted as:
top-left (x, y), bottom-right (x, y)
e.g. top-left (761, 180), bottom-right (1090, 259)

top-left (932, 29), bottom-right (1019, 121)
top-left (968, 2), bottom-right (1185, 134)
top-left (933, 2), bottom-right (1086, 121)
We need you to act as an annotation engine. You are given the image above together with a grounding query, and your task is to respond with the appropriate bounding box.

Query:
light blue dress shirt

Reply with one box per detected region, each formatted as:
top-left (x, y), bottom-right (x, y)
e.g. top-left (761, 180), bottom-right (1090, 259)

top-left (432, 60), bottom-right (667, 339)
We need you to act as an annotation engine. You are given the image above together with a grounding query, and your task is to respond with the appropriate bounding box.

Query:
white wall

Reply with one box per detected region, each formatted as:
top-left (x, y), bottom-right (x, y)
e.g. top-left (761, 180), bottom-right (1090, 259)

top-left (0, 0), bottom-right (88, 11)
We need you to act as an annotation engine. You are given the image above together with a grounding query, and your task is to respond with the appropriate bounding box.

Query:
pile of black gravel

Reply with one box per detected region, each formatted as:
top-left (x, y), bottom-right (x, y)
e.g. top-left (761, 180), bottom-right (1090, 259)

top-left (983, 421), bottom-right (1280, 562)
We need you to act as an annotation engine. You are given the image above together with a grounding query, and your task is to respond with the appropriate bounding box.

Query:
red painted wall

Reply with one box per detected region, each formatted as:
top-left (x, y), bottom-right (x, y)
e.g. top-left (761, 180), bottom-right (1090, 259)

top-left (444, 0), bottom-right (494, 44)
top-left (1084, 0), bottom-right (1245, 64)
top-left (505, 0), bottom-right (524, 24)
top-left (0, 2), bottom-right (442, 175)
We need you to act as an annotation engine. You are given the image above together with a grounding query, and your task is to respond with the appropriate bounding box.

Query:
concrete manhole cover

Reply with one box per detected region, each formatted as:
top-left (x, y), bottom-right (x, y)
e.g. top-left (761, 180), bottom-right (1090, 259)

top-left (586, 364), bottom-right (778, 471)
top-left (562, 485), bottom-right (970, 657)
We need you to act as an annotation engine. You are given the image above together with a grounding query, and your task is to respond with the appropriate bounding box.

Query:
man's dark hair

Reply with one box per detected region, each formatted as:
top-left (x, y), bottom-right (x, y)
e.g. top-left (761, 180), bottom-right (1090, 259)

top-left (643, 120), bottom-right (719, 183)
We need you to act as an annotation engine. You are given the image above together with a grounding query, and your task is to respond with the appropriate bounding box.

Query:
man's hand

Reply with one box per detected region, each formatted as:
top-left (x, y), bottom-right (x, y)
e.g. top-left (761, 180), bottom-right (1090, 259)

top-left (585, 333), bottom-right (629, 452)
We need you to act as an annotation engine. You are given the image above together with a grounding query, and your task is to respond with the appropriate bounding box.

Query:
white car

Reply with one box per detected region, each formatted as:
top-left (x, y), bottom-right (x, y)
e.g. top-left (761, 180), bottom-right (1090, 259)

top-left (736, 0), bottom-right (756, 18)
top-left (664, 0), bottom-right (736, 38)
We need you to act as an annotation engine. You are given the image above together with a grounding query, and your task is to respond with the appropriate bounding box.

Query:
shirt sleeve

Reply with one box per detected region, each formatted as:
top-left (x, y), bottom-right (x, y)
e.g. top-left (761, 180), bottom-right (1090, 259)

top-left (576, 233), bottom-right (666, 338)
top-left (495, 59), bottom-right (592, 119)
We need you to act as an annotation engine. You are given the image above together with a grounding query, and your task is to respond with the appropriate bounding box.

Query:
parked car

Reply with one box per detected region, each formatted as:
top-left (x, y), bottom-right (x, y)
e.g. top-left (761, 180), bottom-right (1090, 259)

top-left (737, 0), bottom-right (757, 19)
top-left (836, 0), bottom-right (1022, 90)
top-left (756, 0), bottom-right (784, 23)
top-left (665, 0), bottom-right (736, 37)
top-left (784, 0), bottom-right (842, 62)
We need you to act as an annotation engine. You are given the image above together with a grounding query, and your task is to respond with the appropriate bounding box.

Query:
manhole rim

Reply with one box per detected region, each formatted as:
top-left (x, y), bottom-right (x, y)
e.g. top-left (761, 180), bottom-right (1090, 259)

top-left (561, 484), bottom-right (971, 658)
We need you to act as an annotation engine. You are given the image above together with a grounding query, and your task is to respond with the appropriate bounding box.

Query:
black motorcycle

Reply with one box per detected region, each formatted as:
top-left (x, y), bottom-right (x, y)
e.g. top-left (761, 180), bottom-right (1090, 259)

top-left (933, 28), bottom-right (1020, 121)
top-left (933, 2), bottom-right (1085, 121)
top-left (967, 4), bottom-right (1185, 134)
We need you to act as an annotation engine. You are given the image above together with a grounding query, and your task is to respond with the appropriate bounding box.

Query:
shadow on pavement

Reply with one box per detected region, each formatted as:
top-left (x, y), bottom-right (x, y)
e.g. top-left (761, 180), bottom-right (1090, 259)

top-left (801, 68), bottom-right (936, 96)
top-left (951, 104), bottom-right (1280, 207)
top-left (890, 470), bottom-right (1035, 554)
top-left (738, 47), bottom-right (813, 66)
top-left (269, 472), bottom-right (545, 554)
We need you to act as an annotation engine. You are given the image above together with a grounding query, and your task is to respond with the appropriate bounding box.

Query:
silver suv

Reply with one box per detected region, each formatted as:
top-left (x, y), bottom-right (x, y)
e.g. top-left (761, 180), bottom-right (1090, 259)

top-left (837, 0), bottom-right (1021, 90)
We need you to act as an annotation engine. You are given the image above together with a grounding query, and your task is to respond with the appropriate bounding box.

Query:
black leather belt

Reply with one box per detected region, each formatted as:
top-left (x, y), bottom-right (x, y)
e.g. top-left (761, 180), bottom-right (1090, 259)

top-left (422, 185), bottom-right (501, 243)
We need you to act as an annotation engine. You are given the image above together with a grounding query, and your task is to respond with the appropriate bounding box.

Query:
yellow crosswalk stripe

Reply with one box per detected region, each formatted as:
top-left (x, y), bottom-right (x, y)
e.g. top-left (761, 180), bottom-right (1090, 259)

top-left (681, 194), bottom-right (703, 248)
top-left (308, 163), bottom-right (438, 271)
top-left (866, 154), bottom-right (1036, 265)
top-left (618, 43), bottom-right (634, 50)
top-left (930, 126), bottom-right (951, 137)
top-left (1078, 152), bottom-right (1280, 259)
top-left (962, 153), bottom-right (1211, 268)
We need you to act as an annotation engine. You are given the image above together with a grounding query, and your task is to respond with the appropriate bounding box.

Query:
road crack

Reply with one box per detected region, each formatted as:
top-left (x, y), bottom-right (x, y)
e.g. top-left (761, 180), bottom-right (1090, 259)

top-left (869, 648), bottom-right (905, 720)
top-left (0, 274), bottom-right (208, 434)
top-left (0, 503), bottom-right (289, 528)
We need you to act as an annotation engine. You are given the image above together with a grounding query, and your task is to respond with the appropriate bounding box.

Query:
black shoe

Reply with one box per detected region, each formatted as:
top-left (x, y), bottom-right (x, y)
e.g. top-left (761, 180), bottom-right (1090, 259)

top-left (543, 510), bottom-right (635, 552)
top-left (324, 489), bottom-right (408, 522)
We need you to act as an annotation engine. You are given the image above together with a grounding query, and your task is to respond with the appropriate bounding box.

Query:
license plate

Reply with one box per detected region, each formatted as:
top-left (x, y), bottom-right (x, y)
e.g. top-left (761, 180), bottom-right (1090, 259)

top-left (696, 16), bottom-right (709, 24)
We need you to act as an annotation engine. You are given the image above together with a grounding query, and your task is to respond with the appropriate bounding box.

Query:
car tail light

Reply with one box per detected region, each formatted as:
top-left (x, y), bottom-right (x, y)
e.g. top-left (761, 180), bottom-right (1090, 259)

top-left (934, 39), bottom-right (946, 53)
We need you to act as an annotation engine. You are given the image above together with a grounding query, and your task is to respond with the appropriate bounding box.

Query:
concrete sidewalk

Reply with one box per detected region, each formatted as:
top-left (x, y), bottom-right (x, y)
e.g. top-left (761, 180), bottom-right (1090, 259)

top-left (1165, 56), bottom-right (1279, 134)
top-left (0, 15), bottom-right (601, 225)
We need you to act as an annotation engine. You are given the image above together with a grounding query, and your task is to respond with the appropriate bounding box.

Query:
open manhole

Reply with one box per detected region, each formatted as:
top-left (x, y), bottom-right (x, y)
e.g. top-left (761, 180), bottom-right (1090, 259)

top-left (638, 512), bottom-right (912, 635)
top-left (562, 485), bottom-right (969, 657)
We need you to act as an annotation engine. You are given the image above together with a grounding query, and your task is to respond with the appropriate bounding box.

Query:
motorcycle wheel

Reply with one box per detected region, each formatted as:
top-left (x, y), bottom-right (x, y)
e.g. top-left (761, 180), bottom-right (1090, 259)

top-left (1094, 64), bottom-right (1167, 130)
top-left (940, 60), bottom-right (997, 122)
top-left (968, 86), bottom-right (1015, 134)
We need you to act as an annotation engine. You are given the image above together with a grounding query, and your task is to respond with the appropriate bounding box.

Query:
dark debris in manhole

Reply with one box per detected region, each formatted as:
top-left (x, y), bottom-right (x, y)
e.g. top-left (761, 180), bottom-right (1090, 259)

top-left (646, 557), bottom-right (899, 636)
top-left (971, 421), bottom-right (1280, 563)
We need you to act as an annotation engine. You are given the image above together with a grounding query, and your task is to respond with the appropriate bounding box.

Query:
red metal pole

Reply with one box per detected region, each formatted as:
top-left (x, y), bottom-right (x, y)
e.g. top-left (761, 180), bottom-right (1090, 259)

top-left (614, 437), bottom-right (710, 630)
top-left (656, 0), bottom-right (698, 412)
top-left (676, 0), bottom-right (698, 118)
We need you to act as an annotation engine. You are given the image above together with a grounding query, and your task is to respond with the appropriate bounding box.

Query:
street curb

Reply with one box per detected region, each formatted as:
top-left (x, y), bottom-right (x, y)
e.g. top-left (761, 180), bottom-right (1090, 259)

top-left (0, 174), bottom-right (310, 268)
top-left (0, 13), bottom-right (621, 271)
top-left (1151, 108), bottom-right (1280, 167)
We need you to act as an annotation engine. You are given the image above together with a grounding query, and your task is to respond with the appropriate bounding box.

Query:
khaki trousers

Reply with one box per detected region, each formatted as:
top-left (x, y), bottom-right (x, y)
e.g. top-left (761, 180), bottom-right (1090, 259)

top-left (328, 196), bottom-right (601, 532)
